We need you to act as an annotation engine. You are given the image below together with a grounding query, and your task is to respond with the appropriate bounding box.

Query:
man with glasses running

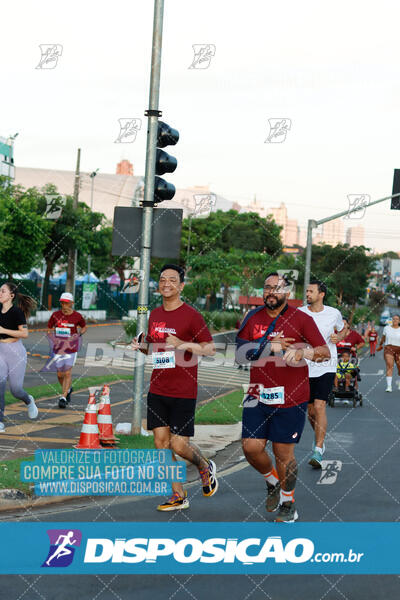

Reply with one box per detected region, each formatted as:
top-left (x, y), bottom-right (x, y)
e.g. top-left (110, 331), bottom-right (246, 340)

top-left (236, 273), bottom-right (330, 522)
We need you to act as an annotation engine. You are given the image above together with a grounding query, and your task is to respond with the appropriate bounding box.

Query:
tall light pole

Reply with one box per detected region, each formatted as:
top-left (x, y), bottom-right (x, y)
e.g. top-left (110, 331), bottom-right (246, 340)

top-left (65, 148), bottom-right (81, 296)
top-left (90, 168), bottom-right (99, 210)
top-left (303, 192), bottom-right (400, 303)
top-left (131, 0), bottom-right (165, 434)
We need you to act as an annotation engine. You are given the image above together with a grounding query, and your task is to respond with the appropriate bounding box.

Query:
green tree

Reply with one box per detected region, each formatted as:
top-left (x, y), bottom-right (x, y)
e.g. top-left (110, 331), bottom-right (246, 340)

top-left (0, 180), bottom-right (52, 279)
top-left (181, 210), bottom-right (282, 263)
top-left (308, 243), bottom-right (376, 317)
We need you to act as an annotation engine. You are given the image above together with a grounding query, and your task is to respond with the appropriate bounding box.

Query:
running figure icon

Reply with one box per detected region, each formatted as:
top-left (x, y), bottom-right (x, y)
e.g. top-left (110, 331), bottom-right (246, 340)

top-left (45, 531), bottom-right (77, 566)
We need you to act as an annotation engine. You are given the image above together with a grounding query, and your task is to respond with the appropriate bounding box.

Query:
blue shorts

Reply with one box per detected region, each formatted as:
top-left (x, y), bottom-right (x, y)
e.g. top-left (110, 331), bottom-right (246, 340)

top-left (242, 401), bottom-right (308, 444)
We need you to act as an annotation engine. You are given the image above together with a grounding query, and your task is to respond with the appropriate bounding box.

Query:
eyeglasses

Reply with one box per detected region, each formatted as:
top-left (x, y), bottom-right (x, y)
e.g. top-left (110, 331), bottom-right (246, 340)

top-left (263, 285), bottom-right (287, 293)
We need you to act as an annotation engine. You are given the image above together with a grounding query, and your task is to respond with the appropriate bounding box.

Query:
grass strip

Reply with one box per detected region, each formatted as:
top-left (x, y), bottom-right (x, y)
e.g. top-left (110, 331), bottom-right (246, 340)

top-left (195, 389), bottom-right (242, 425)
top-left (5, 374), bottom-right (133, 406)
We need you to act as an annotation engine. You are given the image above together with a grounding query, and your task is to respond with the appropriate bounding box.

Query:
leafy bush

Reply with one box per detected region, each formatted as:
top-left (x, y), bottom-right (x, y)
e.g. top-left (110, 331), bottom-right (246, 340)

top-left (123, 318), bottom-right (137, 341)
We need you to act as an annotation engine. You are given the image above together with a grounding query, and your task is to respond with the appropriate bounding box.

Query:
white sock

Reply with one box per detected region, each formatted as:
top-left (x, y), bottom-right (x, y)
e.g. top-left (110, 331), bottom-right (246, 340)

top-left (279, 489), bottom-right (294, 504)
top-left (387, 376), bottom-right (392, 387)
top-left (315, 446), bottom-right (323, 454)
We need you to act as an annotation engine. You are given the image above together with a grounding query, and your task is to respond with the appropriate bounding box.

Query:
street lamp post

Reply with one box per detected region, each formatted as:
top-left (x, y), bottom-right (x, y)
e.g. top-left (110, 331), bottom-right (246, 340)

top-left (90, 169), bottom-right (99, 210)
top-left (303, 192), bottom-right (400, 303)
top-left (6, 133), bottom-right (18, 184)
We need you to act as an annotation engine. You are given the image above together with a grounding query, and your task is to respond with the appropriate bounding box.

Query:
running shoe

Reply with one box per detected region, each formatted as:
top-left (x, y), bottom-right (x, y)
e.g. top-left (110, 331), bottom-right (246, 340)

top-left (265, 481), bottom-right (281, 512)
top-left (0, 422), bottom-right (5, 432)
top-left (66, 387), bottom-right (73, 403)
top-left (200, 459), bottom-right (219, 497)
top-left (27, 396), bottom-right (38, 419)
top-left (312, 441), bottom-right (325, 455)
top-left (386, 386), bottom-right (392, 393)
top-left (157, 491), bottom-right (189, 511)
top-left (58, 396), bottom-right (67, 409)
top-left (275, 501), bottom-right (298, 523)
top-left (308, 450), bottom-right (322, 469)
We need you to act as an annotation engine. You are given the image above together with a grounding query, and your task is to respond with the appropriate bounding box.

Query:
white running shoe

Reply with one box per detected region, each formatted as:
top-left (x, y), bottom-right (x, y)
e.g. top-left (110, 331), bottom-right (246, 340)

top-left (0, 422), bottom-right (5, 432)
top-left (386, 386), bottom-right (392, 393)
top-left (27, 396), bottom-right (38, 419)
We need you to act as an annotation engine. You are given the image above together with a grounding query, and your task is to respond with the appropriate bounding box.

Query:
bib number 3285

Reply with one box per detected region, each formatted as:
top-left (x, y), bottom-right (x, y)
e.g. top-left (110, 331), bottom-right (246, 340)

top-left (152, 351), bottom-right (176, 369)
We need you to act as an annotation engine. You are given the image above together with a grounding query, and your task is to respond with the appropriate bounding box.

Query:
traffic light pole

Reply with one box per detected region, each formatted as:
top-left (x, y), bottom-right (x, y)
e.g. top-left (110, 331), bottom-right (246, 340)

top-left (131, 0), bottom-right (165, 434)
top-left (303, 192), bottom-right (400, 303)
top-left (65, 148), bottom-right (81, 297)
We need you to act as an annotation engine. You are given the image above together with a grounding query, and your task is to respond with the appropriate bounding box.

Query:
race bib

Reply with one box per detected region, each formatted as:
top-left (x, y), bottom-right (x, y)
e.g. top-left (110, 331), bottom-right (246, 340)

top-left (55, 327), bottom-right (71, 338)
top-left (259, 386), bottom-right (285, 405)
top-left (152, 351), bottom-right (176, 369)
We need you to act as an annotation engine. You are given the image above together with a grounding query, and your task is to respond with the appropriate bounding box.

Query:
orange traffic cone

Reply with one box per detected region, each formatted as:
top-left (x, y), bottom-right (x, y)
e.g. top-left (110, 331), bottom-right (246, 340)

top-left (97, 384), bottom-right (119, 447)
top-left (75, 392), bottom-right (102, 449)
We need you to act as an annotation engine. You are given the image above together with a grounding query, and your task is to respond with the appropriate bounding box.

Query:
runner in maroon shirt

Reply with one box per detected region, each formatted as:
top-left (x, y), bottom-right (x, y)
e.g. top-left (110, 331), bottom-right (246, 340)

top-left (132, 264), bottom-right (217, 512)
top-left (336, 317), bottom-right (365, 359)
top-left (367, 325), bottom-right (378, 357)
top-left (236, 272), bottom-right (330, 523)
top-left (47, 293), bottom-right (87, 408)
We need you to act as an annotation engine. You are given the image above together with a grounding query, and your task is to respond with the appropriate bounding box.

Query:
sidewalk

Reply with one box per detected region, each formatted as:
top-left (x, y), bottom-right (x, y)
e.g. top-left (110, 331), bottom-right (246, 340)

top-left (0, 380), bottom-right (242, 511)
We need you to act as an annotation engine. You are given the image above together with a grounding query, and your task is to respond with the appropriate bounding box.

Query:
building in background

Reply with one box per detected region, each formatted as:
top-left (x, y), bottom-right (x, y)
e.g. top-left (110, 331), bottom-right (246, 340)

top-left (321, 218), bottom-right (344, 245)
top-left (345, 225), bottom-right (365, 247)
top-left (240, 198), bottom-right (300, 247)
top-left (0, 136), bottom-right (15, 180)
top-left (14, 165), bottom-right (232, 221)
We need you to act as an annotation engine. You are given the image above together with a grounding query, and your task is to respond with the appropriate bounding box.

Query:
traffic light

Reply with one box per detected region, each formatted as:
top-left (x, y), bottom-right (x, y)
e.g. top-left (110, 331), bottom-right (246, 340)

top-left (391, 169), bottom-right (400, 209)
top-left (153, 121), bottom-right (179, 205)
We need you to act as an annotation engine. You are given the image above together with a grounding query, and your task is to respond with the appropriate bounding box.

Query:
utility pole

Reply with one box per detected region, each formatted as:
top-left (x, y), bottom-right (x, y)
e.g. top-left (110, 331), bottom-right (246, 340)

top-left (65, 148), bottom-right (81, 296)
top-left (90, 168), bottom-right (99, 210)
top-left (131, 0), bottom-right (165, 434)
top-left (303, 192), bottom-right (400, 303)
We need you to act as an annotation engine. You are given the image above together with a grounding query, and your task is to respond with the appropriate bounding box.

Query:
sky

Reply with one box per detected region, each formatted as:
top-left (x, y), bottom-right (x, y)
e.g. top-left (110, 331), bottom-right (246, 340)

top-left (1, 0), bottom-right (400, 251)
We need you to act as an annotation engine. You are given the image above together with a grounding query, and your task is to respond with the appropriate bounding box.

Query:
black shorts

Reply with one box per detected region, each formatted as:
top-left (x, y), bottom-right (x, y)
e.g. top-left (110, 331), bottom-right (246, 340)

top-left (147, 392), bottom-right (196, 437)
top-left (242, 401), bottom-right (308, 444)
top-left (309, 372), bottom-right (335, 404)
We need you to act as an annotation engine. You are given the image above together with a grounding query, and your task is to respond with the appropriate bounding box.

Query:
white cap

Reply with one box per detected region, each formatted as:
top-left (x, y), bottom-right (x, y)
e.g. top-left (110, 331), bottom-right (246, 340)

top-left (60, 292), bottom-right (74, 303)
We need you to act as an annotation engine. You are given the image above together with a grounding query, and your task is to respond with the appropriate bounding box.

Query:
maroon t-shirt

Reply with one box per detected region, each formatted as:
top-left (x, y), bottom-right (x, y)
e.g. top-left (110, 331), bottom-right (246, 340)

top-left (48, 310), bottom-right (86, 353)
top-left (368, 331), bottom-right (377, 342)
top-left (146, 303), bottom-right (213, 399)
top-left (337, 330), bottom-right (364, 353)
top-left (237, 305), bottom-right (326, 407)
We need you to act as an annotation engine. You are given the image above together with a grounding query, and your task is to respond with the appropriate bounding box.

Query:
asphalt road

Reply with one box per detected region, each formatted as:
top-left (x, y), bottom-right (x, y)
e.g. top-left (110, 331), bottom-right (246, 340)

top-left (1, 343), bottom-right (400, 598)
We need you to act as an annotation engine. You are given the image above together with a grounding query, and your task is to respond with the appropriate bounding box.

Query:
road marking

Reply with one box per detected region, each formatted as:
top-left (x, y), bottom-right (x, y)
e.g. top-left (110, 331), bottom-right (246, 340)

top-left (317, 460), bottom-right (342, 485)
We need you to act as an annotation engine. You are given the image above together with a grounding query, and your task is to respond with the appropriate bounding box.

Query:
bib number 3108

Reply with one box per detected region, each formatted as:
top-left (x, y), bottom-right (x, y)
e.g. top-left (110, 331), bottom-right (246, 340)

top-left (152, 351), bottom-right (176, 369)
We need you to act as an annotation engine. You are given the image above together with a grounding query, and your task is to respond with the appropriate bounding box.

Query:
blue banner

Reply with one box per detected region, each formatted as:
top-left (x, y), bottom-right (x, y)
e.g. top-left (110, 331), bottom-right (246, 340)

top-left (0, 522), bottom-right (399, 574)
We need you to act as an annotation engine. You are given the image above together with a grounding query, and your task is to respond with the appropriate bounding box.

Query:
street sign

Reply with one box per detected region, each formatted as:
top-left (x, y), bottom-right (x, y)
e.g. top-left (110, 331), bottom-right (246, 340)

top-left (112, 207), bottom-right (183, 258)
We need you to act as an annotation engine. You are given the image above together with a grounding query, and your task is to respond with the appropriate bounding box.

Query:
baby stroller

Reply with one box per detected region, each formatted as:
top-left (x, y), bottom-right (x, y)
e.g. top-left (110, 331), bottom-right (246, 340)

top-left (328, 350), bottom-right (363, 408)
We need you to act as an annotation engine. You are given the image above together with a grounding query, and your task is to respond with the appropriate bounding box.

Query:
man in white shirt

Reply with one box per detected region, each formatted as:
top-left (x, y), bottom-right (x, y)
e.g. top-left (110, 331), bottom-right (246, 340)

top-left (299, 280), bottom-right (347, 468)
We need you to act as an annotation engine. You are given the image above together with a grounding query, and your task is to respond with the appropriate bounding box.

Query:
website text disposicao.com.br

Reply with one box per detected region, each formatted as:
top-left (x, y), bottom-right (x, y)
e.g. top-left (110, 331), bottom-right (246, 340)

top-left (82, 536), bottom-right (364, 565)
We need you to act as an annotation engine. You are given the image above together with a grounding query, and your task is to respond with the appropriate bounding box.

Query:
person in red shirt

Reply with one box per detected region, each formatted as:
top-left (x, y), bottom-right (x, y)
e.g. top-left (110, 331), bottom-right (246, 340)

top-left (132, 264), bottom-right (217, 512)
top-left (367, 324), bottom-right (378, 357)
top-left (236, 272), bottom-right (330, 523)
top-left (47, 293), bottom-right (87, 408)
top-left (336, 317), bottom-right (365, 359)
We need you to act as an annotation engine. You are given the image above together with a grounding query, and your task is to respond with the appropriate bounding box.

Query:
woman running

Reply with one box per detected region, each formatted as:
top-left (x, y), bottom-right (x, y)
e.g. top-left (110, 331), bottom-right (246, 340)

top-left (0, 282), bottom-right (38, 431)
top-left (376, 314), bottom-right (400, 392)
top-left (366, 324), bottom-right (378, 357)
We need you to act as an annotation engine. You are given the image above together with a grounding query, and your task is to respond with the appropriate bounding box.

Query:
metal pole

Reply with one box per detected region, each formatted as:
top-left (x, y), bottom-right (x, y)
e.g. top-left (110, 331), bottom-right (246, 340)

top-left (302, 192), bottom-right (400, 303)
top-left (303, 219), bottom-right (317, 303)
top-left (132, 0), bottom-right (165, 434)
top-left (186, 213), bottom-right (192, 264)
top-left (65, 148), bottom-right (81, 296)
top-left (87, 255), bottom-right (91, 283)
top-left (90, 177), bottom-right (94, 210)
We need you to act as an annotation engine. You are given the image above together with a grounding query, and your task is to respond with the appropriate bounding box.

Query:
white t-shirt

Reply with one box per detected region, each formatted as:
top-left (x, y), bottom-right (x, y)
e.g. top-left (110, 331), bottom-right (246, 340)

top-left (383, 325), bottom-right (400, 347)
top-left (299, 305), bottom-right (344, 377)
